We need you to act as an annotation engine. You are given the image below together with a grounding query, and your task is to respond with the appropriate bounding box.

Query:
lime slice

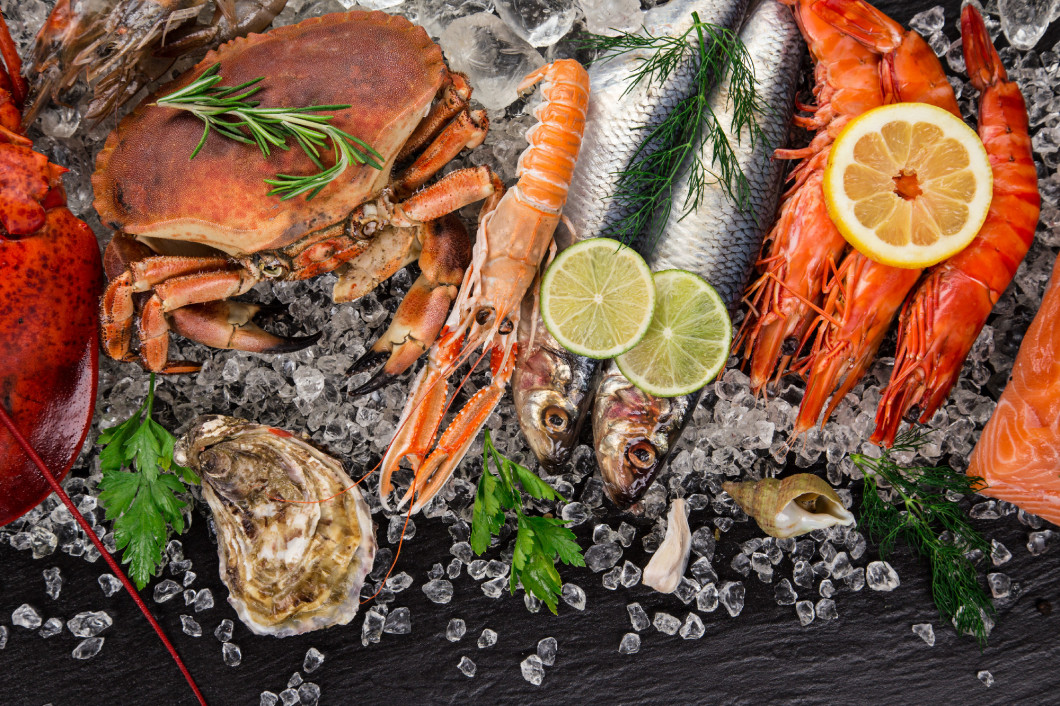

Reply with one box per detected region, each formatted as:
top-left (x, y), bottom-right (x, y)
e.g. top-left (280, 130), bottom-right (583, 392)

top-left (823, 102), bottom-right (993, 269)
top-left (615, 269), bottom-right (732, 397)
top-left (540, 238), bottom-right (655, 359)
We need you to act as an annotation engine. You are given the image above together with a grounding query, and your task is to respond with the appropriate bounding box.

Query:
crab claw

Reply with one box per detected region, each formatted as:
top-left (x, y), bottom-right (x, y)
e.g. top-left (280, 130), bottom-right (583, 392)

top-left (168, 301), bottom-right (322, 353)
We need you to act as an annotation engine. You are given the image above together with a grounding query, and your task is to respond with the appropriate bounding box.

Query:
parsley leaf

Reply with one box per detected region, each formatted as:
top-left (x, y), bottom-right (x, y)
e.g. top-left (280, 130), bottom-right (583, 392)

top-left (471, 431), bottom-right (585, 614)
top-left (97, 375), bottom-right (199, 589)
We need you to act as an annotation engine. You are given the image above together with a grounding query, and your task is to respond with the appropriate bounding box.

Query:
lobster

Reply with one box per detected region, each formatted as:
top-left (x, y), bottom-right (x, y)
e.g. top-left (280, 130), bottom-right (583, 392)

top-left (0, 11), bottom-right (103, 526)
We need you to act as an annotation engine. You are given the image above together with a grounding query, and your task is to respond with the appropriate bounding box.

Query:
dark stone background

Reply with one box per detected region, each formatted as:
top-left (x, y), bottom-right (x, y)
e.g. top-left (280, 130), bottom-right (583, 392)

top-left (3, 1), bottom-right (1059, 704)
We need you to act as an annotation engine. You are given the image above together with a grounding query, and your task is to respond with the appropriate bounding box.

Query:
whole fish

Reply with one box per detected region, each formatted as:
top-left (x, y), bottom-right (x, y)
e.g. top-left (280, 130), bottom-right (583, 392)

top-left (512, 0), bottom-right (750, 471)
top-left (594, 0), bottom-right (804, 508)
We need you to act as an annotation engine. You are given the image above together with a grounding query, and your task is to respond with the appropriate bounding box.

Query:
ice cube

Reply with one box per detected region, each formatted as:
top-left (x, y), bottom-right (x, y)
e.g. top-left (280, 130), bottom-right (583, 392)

top-left (796, 600), bottom-right (815, 626)
top-left (520, 654), bottom-right (546, 685)
top-left (653, 612), bottom-right (681, 635)
top-left (1027, 530), bottom-right (1055, 555)
top-left (845, 568), bottom-right (866, 592)
top-left (498, 0), bottom-right (579, 45)
top-left (98, 574), bottom-right (122, 597)
top-left (730, 553), bottom-right (751, 577)
top-left (793, 561), bottom-right (814, 589)
top-left (561, 583), bottom-right (586, 610)
top-left (977, 670), bottom-right (994, 687)
top-left (679, 613), bottom-right (705, 640)
top-left (690, 528), bottom-right (716, 560)
top-left (998, 0), bottom-right (1059, 51)
top-left (297, 682), bottom-right (321, 706)
top-left (775, 579), bottom-right (797, 605)
top-left (690, 557), bottom-right (718, 585)
top-left (303, 647), bottom-right (325, 673)
top-left (293, 367), bottom-right (325, 402)
top-left (260, 691), bottom-right (279, 706)
top-left (383, 607), bottom-right (411, 634)
top-left (39, 617), bottom-right (63, 639)
top-left (388, 515), bottom-right (416, 544)
top-left (446, 618), bottom-right (467, 642)
top-left (481, 576), bottom-right (507, 598)
top-left (912, 623), bottom-right (936, 646)
top-left (153, 580), bottom-right (182, 603)
top-left (450, 541), bottom-right (474, 563)
top-left (194, 588), bottom-right (215, 612)
top-left (602, 566), bottom-right (621, 590)
top-left (719, 581), bottom-right (746, 617)
top-left (910, 6), bottom-right (946, 35)
top-left (560, 502), bottom-right (589, 526)
top-left (866, 561), bottom-right (901, 591)
top-left (457, 656), bottom-right (477, 677)
top-left (43, 567), bottom-right (62, 600)
top-left (0, 625), bottom-right (8, 649)
top-left (181, 615), bottom-right (202, 637)
top-left (478, 628), bottom-right (498, 648)
top-left (618, 632), bottom-right (641, 654)
top-left (72, 637), bottom-right (104, 660)
top-left (585, 542), bottom-right (622, 572)
top-left (67, 611), bottom-right (112, 638)
top-left (183, 571), bottom-right (197, 588)
top-left (215, 619), bottom-right (234, 643)
top-left (617, 522), bottom-right (636, 547)
top-left (696, 583), bottom-right (719, 612)
top-left (222, 642), bottom-right (242, 667)
top-left (627, 602), bottom-right (650, 631)
top-left (987, 572), bottom-right (1011, 598)
top-left (525, 592), bottom-right (542, 613)
top-left (279, 690), bottom-right (298, 706)
top-left (439, 14), bottom-right (546, 111)
top-left (537, 636), bottom-right (558, 666)
top-left (619, 560), bottom-right (642, 588)
top-left (385, 572), bottom-right (413, 592)
top-left (819, 579), bottom-right (836, 598)
top-left (468, 560), bottom-right (488, 580)
top-left (361, 608), bottom-right (385, 646)
top-left (991, 540), bottom-right (1012, 566)
top-left (816, 598), bottom-right (838, 621)
top-left (447, 559), bottom-right (462, 579)
top-left (422, 579), bottom-right (454, 604)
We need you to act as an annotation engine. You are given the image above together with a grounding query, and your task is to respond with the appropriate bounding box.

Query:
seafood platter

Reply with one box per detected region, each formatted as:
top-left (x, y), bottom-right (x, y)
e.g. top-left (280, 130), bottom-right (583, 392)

top-left (1, 0), bottom-right (1059, 702)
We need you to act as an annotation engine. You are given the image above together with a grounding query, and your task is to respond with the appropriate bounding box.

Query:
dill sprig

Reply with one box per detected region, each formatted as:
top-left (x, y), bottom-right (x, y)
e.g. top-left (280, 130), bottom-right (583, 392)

top-left (582, 13), bottom-right (765, 250)
top-left (156, 63), bottom-right (384, 200)
top-left (851, 430), bottom-right (994, 646)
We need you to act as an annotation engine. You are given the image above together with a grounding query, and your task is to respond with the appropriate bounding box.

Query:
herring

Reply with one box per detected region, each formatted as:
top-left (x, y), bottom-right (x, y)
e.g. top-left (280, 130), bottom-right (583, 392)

top-left (593, 0), bottom-right (804, 509)
top-left (512, 0), bottom-right (750, 471)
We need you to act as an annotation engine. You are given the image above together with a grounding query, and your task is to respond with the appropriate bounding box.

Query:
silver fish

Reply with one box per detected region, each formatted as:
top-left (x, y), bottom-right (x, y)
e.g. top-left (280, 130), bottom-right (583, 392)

top-left (513, 0), bottom-right (750, 470)
top-left (594, 0), bottom-right (804, 509)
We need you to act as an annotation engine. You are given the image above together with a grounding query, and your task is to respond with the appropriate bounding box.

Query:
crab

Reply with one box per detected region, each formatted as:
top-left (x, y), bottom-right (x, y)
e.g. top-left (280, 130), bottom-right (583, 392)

top-left (95, 10), bottom-right (504, 387)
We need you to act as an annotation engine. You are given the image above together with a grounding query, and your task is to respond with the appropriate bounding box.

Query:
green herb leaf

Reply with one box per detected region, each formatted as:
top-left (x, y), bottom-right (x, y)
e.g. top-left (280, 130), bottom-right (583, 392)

top-left (97, 375), bottom-right (197, 590)
top-left (155, 63), bottom-right (383, 201)
top-left (582, 13), bottom-right (766, 252)
top-left (851, 430), bottom-right (995, 646)
top-left (471, 431), bottom-right (585, 614)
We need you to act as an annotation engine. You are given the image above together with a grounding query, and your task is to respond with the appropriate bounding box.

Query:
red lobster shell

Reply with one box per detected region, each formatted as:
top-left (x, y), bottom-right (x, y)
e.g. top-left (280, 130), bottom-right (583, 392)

top-left (0, 17), bottom-right (103, 526)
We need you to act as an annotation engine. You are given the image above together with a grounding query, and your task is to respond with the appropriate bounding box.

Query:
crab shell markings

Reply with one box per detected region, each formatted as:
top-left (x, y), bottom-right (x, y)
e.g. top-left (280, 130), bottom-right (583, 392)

top-left (93, 10), bottom-right (504, 379)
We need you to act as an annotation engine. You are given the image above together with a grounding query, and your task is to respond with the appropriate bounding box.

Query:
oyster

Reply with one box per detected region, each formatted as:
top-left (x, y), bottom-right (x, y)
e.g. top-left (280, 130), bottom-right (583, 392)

top-left (175, 415), bottom-right (376, 637)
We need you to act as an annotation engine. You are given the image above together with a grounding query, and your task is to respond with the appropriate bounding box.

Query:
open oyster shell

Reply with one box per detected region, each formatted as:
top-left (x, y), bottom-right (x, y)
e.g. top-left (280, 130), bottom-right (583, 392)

top-left (175, 415), bottom-right (376, 637)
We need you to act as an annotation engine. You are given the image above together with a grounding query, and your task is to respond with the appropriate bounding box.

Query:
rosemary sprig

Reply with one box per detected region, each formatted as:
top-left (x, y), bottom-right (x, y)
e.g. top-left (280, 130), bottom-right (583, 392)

top-left (155, 63), bottom-right (384, 200)
top-left (582, 13), bottom-right (765, 250)
top-left (851, 431), bottom-right (994, 646)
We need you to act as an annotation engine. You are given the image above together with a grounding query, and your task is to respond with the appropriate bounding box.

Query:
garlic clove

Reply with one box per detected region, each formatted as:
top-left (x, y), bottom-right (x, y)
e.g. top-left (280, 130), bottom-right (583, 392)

top-left (642, 498), bottom-right (691, 593)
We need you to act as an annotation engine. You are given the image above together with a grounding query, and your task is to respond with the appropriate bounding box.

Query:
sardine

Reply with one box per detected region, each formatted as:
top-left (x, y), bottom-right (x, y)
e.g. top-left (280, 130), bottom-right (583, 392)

top-left (512, 0), bottom-right (750, 471)
top-left (594, 0), bottom-right (804, 509)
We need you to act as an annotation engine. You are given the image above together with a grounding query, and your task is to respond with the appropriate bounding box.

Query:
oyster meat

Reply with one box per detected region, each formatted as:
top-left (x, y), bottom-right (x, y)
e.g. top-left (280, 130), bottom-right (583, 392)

top-left (175, 415), bottom-right (376, 637)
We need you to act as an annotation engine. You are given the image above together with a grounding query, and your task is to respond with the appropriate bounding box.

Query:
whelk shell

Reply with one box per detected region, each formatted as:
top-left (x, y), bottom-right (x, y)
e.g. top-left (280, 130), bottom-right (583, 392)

top-left (723, 474), bottom-right (854, 539)
top-left (175, 415), bottom-right (376, 637)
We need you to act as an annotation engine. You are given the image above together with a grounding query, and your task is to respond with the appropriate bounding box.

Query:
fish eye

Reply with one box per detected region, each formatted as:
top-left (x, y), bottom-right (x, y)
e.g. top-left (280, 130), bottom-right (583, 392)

top-left (542, 405), bottom-right (569, 433)
top-left (475, 306), bottom-right (495, 326)
top-left (626, 440), bottom-right (656, 470)
top-left (498, 317), bottom-right (514, 334)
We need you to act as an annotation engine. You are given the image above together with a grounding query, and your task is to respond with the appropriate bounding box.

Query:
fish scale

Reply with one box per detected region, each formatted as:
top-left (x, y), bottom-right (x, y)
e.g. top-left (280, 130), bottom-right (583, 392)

top-left (512, 0), bottom-right (751, 471)
top-left (594, 0), bottom-right (805, 509)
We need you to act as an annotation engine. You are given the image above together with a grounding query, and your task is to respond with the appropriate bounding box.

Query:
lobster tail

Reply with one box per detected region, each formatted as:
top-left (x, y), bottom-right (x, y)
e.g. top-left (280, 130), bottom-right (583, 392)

top-left (962, 4), bottom-right (1006, 92)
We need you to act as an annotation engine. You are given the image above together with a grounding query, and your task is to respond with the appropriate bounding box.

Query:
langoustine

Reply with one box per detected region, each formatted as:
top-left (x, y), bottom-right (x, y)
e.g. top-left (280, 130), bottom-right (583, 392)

top-left (378, 59), bottom-right (590, 514)
top-left (872, 4), bottom-right (1040, 444)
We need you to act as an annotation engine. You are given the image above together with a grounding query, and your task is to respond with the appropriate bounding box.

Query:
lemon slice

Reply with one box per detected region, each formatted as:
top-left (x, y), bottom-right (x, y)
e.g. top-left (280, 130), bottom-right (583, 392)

top-left (823, 102), bottom-right (992, 269)
top-left (540, 238), bottom-right (656, 359)
top-left (615, 269), bottom-right (732, 397)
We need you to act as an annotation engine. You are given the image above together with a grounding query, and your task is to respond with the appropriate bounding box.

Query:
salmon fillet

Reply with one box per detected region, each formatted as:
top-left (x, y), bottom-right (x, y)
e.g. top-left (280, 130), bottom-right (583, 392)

top-left (967, 253), bottom-right (1060, 527)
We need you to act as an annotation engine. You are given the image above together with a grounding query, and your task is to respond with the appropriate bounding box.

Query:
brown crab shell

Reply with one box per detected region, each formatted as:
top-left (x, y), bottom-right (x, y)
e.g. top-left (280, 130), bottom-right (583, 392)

top-left (92, 10), bottom-right (446, 256)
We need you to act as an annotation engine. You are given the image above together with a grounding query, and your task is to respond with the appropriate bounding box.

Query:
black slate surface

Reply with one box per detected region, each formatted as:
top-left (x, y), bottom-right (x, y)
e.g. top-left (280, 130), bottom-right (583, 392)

top-left (3, 1), bottom-right (1060, 704)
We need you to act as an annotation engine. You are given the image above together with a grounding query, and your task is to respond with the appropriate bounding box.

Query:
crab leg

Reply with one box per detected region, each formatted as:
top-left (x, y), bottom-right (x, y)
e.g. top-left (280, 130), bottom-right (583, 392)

top-left (168, 300), bottom-right (322, 353)
top-left (391, 166), bottom-right (504, 226)
top-left (392, 108), bottom-right (489, 197)
top-left (348, 214), bottom-right (472, 392)
top-left (397, 73), bottom-right (473, 163)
